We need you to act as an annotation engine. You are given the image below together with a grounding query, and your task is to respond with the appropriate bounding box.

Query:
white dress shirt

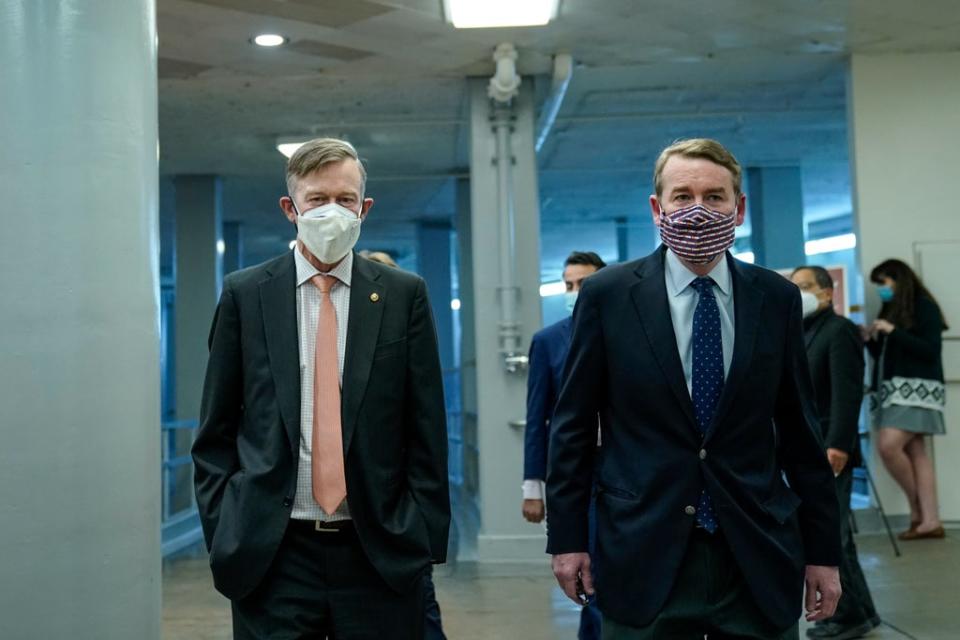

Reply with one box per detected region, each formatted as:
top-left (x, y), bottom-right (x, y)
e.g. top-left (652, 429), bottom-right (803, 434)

top-left (664, 249), bottom-right (736, 394)
top-left (291, 248), bottom-right (353, 522)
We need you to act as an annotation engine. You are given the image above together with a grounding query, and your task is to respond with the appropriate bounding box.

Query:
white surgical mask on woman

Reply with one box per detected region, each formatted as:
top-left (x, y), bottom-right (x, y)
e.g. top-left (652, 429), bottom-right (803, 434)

top-left (293, 201), bottom-right (362, 264)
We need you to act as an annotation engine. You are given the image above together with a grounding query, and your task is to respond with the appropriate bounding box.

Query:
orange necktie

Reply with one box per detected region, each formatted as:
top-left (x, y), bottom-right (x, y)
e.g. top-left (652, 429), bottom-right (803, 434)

top-left (311, 274), bottom-right (347, 515)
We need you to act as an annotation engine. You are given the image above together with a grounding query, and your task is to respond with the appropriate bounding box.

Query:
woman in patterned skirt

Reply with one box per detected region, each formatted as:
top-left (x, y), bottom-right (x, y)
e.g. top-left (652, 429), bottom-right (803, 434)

top-left (865, 259), bottom-right (949, 540)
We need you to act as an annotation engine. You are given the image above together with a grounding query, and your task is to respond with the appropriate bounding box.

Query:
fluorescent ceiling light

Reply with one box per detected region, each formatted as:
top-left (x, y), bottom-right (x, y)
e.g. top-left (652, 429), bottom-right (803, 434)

top-left (253, 34), bottom-right (286, 47)
top-left (805, 233), bottom-right (857, 256)
top-left (216, 239), bottom-right (226, 255)
top-left (277, 138), bottom-right (306, 158)
top-left (539, 281), bottom-right (566, 297)
top-left (444, 0), bottom-right (558, 28)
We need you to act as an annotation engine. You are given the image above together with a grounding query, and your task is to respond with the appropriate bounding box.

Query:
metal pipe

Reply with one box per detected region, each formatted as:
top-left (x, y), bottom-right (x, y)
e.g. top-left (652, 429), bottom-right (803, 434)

top-left (535, 53), bottom-right (573, 153)
top-left (492, 105), bottom-right (524, 368)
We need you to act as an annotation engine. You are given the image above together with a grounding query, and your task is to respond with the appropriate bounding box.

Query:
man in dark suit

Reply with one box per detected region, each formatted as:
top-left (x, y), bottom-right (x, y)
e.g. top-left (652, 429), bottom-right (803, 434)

top-left (192, 138), bottom-right (450, 639)
top-left (792, 266), bottom-right (879, 640)
top-left (522, 250), bottom-right (606, 640)
top-left (547, 138), bottom-right (842, 639)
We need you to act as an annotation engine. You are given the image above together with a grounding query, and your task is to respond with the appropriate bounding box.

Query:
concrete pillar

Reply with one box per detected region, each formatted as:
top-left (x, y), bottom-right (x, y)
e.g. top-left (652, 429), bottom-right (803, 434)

top-left (849, 52), bottom-right (960, 520)
top-left (416, 222), bottom-right (454, 371)
top-left (746, 166), bottom-right (806, 269)
top-left (615, 216), bottom-right (630, 263)
top-left (0, 1), bottom-right (161, 637)
top-left (467, 78), bottom-right (545, 561)
top-left (174, 175), bottom-right (222, 421)
top-left (222, 220), bottom-right (244, 276)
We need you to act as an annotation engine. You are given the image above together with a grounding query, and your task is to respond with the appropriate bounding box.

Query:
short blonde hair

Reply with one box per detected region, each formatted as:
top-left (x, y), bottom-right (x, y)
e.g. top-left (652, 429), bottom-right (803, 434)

top-left (653, 138), bottom-right (742, 197)
top-left (286, 137), bottom-right (367, 195)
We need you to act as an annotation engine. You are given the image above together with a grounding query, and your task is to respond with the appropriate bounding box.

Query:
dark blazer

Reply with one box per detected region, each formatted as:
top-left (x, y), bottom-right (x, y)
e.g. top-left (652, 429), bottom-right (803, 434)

top-left (524, 316), bottom-right (572, 481)
top-left (546, 246), bottom-right (841, 630)
top-left (803, 307), bottom-right (865, 467)
top-left (866, 296), bottom-right (945, 386)
top-left (192, 252), bottom-right (450, 601)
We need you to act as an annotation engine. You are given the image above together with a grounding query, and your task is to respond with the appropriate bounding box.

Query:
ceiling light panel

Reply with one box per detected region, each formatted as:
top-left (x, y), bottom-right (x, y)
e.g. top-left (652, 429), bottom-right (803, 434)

top-left (444, 0), bottom-right (558, 29)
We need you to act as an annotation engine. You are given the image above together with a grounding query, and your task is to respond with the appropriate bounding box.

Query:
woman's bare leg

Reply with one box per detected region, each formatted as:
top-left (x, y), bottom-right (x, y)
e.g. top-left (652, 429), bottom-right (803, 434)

top-left (877, 427), bottom-right (920, 523)
top-left (905, 435), bottom-right (942, 532)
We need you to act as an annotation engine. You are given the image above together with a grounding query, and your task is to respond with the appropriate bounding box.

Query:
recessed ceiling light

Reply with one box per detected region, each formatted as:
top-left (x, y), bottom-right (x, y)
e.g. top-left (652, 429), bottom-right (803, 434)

top-left (443, 0), bottom-right (558, 28)
top-left (253, 34), bottom-right (286, 47)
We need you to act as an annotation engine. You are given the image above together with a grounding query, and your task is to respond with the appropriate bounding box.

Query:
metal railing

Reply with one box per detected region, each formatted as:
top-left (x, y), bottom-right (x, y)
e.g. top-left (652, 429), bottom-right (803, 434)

top-left (161, 418), bottom-right (203, 557)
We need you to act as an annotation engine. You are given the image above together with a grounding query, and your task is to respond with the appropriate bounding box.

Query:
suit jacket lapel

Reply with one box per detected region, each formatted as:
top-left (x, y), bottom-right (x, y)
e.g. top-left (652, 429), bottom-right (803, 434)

top-left (259, 253), bottom-right (301, 455)
top-left (630, 249), bottom-right (698, 431)
top-left (560, 315), bottom-right (572, 351)
top-left (341, 255), bottom-right (385, 456)
top-left (706, 256), bottom-right (764, 440)
top-left (804, 309), bottom-right (830, 349)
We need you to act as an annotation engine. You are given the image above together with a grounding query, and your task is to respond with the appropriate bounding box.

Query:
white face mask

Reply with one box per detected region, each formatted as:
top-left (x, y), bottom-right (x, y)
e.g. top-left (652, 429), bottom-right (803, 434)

top-left (800, 290), bottom-right (820, 319)
top-left (294, 201), bottom-right (362, 264)
top-left (564, 291), bottom-right (578, 313)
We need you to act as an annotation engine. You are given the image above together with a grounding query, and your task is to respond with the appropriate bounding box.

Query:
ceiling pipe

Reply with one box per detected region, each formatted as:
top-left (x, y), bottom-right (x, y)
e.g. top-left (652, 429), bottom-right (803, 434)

top-left (534, 53), bottom-right (573, 154)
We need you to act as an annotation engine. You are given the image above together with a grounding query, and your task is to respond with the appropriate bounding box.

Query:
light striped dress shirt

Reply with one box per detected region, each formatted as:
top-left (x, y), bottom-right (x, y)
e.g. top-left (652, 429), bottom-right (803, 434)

top-left (291, 248), bottom-right (353, 522)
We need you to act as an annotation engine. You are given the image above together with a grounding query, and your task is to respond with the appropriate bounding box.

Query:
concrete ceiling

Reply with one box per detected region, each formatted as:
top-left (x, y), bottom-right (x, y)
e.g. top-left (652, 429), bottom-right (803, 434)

top-left (157, 0), bottom-right (960, 278)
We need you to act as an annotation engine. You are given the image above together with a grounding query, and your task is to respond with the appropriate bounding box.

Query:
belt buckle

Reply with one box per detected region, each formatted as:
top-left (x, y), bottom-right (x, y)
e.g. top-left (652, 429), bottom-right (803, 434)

top-left (314, 520), bottom-right (341, 533)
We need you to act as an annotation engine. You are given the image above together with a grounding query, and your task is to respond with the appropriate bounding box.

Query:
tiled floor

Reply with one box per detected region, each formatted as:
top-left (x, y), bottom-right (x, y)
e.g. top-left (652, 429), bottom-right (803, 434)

top-left (164, 530), bottom-right (957, 639)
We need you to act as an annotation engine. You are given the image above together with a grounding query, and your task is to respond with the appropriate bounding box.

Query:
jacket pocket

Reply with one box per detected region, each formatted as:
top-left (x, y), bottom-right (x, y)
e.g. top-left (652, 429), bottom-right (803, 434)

top-left (761, 485), bottom-right (802, 524)
top-left (598, 483), bottom-right (641, 502)
top-left (373, 337), bottom-right (407, 361)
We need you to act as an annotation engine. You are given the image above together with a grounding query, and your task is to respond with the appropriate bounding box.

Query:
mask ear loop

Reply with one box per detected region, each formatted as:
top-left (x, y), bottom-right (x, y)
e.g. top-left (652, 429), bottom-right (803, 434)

top-left (289, 196), bottom-right (301, 217)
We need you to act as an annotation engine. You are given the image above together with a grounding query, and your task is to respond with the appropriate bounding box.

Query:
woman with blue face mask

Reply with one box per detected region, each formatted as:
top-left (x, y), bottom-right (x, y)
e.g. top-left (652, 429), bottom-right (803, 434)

top-left (864, 259), bottom-right (949, 540)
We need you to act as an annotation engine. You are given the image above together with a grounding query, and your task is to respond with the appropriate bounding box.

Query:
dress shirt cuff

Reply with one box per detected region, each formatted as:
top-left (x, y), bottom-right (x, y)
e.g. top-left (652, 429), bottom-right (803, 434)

top-left (522, 479), bottom-right (544, 500)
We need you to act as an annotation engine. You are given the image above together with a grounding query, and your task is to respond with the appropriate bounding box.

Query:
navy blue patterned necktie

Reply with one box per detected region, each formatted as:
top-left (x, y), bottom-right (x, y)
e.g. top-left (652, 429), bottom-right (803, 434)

top-left (690, 276), bottom-right (724, 533)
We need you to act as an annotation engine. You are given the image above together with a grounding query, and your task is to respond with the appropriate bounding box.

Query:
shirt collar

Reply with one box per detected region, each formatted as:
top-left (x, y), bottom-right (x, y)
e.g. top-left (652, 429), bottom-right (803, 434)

top-left (294, 247), bottom-right (353, 288)
top-left (664, 248), bottom-right (732, 297)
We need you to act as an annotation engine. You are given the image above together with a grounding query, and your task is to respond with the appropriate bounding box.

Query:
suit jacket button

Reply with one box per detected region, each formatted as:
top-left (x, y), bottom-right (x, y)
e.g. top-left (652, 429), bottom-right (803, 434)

top-left (684, 505), bottom-right (697, 516)
top-left (282, 497), bottom-right (293, 507)
top-left (699, 449), bottom-right (707, 460)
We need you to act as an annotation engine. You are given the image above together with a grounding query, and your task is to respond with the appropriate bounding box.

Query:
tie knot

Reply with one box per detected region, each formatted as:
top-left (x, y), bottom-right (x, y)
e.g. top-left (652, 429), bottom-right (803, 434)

top-left (311, 274), bottom-right (336, 294)
top-left (691, 277), bottom-right (715, 295)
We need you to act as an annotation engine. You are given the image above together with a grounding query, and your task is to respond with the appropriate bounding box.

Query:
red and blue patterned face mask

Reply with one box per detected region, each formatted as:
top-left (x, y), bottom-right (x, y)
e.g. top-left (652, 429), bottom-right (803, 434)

top-left (658, 203), bottom-right (737, 264)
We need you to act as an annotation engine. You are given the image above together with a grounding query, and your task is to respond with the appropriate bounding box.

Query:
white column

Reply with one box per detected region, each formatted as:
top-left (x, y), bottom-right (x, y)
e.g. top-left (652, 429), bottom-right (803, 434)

top-left (849, 51), bottom-right (960, 520)
top-left (0, 1), bottom-right (161, 637)
top-left (467, 78), bottom-right (546, 561)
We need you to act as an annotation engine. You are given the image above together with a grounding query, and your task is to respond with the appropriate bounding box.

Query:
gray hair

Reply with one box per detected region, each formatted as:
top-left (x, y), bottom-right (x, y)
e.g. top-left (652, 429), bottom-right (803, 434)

top-left (285, 137), bottom-right (367, 195)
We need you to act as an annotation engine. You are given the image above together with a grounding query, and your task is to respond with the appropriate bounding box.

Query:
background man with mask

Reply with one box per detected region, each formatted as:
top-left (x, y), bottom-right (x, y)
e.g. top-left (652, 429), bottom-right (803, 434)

top-left (547, 138), bottom-right (842, 639)
top-left (791, 265), bottom-right (879, 640)
top-left (192, 137), bottom-right (450, 639)
top-left (523, 250), bottom-right (606, 640)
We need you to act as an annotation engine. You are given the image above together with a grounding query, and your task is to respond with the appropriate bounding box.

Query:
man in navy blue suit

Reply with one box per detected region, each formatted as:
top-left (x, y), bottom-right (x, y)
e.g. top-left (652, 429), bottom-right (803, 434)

top-left (547, 139), bottom-right (842, 639)
top-left (523, 250), bottom-right (606, 640)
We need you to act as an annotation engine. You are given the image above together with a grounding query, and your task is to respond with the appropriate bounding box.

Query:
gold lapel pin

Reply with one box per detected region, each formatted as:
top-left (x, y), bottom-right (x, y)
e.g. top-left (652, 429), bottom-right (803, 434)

top-left (370, 293), bottom-right (380, 303)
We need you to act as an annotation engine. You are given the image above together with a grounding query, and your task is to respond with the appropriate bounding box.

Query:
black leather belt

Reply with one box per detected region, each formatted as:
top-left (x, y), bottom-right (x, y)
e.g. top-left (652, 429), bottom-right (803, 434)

top-left (290, 518), bottom-right (354, 534)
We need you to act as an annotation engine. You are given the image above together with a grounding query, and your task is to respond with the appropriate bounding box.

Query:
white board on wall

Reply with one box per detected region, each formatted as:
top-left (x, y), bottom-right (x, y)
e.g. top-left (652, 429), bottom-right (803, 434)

top-left (914, 241), bottom-right (960, 382)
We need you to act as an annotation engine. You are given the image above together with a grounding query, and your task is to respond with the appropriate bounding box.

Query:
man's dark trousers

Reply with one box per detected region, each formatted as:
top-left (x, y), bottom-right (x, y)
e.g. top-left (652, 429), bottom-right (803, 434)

top-left (831, 468), bottom-right (877, 627)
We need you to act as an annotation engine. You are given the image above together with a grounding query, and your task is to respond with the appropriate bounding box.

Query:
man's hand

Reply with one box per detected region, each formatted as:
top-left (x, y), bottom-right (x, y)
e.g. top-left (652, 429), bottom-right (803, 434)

top-left (804, 565), bottom-right (841, 622)
top-left (826, 448), bottom-right (849, 476)
top-left (522, 499), bottom-right (545, 523)
top-left (552, 552), bottom-right (594, 605)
